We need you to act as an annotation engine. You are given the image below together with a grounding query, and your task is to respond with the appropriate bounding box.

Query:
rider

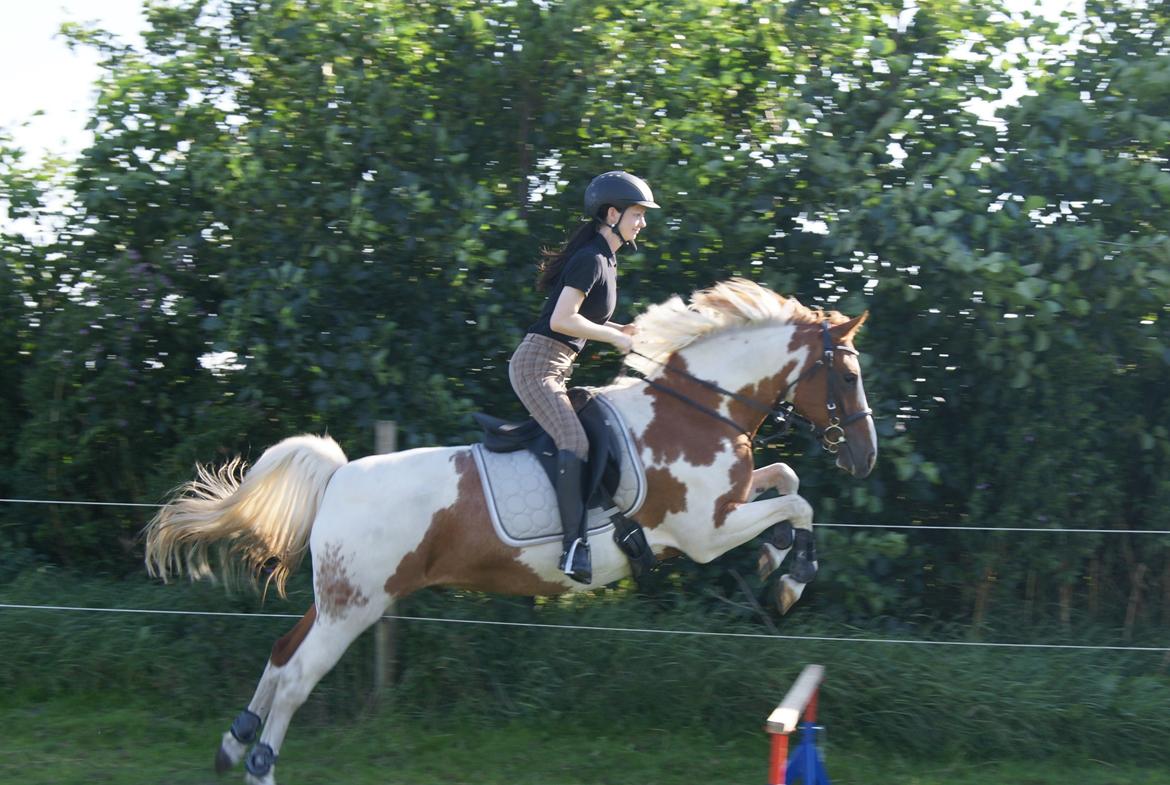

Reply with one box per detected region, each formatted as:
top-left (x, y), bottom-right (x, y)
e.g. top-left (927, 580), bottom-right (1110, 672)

top-left (509, 171), bottom-right (659, 584)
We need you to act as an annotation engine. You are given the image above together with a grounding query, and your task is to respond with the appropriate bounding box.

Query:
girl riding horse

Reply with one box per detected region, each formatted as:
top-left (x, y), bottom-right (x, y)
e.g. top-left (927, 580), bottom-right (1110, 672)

top-left (510, 171), bottom-right (659, 583)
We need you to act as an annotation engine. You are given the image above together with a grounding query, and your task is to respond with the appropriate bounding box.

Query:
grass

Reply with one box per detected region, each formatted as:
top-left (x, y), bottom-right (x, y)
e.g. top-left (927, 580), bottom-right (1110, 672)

top-left (1, 698), bottom-right (1166, 785)
top-left (3, 565), bottom-right (1170, 783)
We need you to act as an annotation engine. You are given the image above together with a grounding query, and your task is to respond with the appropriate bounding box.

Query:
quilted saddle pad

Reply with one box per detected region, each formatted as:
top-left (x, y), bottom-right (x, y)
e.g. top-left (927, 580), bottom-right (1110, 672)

top-left (470, 394), bottom-right (646, 547)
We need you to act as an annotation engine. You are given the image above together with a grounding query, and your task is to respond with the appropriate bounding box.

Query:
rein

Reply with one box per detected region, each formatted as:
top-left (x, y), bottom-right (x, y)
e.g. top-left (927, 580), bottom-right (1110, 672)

top-left (626, 321), bottom-right (872, 453)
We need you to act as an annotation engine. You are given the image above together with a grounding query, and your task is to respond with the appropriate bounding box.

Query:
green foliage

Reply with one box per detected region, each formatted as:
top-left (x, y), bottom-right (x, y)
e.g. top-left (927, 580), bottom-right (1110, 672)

top-left (1, 0), bottom-right (1169, 634)
top-left (2, 570), bottom-right (1170, 766)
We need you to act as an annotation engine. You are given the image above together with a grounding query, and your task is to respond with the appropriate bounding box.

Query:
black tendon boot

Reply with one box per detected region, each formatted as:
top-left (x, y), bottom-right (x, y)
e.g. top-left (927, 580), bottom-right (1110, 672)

top-left (554, 450), bottom-right (592, 584)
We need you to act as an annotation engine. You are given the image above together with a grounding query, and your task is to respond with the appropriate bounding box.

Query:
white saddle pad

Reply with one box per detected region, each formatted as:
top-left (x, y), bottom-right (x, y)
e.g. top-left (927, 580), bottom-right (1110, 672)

top-left (471, 394), bottom-right (646, 547)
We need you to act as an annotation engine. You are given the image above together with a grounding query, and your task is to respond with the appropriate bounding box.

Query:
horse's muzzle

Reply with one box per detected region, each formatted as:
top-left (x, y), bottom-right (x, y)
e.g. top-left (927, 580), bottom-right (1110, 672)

top-left (838, 447), bottom-right (876, 479)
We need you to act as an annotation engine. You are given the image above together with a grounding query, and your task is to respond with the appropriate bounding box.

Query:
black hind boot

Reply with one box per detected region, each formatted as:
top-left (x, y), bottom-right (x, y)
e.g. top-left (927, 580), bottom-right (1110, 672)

top-left (554, 450), bottom-right (592, 584)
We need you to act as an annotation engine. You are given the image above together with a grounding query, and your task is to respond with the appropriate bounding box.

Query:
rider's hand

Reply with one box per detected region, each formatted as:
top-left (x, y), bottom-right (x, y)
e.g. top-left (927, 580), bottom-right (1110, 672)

top-left (613, 332), bottom-right (634, 355)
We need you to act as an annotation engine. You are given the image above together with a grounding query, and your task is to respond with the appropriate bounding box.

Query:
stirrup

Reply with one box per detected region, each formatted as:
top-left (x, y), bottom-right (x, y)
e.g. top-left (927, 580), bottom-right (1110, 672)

top-left (559, 538), bottom-right (592, 584)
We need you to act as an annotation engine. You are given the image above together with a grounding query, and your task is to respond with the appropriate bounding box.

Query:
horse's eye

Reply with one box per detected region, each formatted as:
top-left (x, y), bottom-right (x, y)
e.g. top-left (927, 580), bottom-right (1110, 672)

top-left (843, 373), bottom-right (858, 384)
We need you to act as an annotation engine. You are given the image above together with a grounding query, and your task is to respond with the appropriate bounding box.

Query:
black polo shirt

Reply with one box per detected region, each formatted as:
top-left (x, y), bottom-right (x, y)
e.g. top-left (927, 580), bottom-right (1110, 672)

top-left (528, 235), bottom-right (618, 354)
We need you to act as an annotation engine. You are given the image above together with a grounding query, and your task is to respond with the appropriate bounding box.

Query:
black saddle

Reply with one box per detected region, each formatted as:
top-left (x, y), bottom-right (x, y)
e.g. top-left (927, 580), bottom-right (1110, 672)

top-left (473, 388), bottom-right (621, 508)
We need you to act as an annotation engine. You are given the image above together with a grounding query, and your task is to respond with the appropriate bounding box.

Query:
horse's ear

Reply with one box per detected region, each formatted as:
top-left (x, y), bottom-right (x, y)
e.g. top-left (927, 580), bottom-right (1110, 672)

top-left (830, 311), bottom-right (869, 344)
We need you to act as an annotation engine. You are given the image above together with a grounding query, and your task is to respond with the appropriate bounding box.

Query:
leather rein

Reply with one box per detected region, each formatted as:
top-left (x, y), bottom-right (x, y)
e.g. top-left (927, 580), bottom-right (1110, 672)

top-left (626, 320), bottom-right (873, 454)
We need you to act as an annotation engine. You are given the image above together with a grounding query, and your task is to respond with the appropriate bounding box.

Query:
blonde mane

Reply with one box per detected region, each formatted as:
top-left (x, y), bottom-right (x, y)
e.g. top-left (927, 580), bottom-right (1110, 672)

top-left (624, 278), bottom-right (827, 376)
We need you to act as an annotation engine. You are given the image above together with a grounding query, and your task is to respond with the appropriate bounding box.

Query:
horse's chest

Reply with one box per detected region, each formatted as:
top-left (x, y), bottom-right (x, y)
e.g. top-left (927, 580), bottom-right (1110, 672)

top-left (636, 436), bottom-right (751, 525)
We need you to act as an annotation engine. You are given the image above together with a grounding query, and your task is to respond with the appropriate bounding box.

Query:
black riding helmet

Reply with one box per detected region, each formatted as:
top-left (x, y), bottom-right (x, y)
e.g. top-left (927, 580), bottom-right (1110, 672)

top-left (584, 171), bottom-right (659, 250)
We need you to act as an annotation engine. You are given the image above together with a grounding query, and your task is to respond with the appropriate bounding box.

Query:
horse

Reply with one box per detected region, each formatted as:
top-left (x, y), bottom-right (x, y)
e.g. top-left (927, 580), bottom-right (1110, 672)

top-left (142, 278), bottom-right (876, 785)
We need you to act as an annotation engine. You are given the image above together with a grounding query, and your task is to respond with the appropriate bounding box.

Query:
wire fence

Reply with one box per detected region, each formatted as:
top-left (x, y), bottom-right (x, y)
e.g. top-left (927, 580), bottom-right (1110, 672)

top-left (3, 497), bottom-right (1169, 535)
top-left (3, 496), bottom-right (1169, 653)
top-left (0, 602), bottom-right (1167, 653)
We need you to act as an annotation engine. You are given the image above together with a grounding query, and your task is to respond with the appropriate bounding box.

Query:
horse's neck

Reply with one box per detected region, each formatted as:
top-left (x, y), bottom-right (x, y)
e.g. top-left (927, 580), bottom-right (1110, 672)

top-left (603, 322), bottom-right (811, 434)
top-left (676, 323), bottom-right (808, 398)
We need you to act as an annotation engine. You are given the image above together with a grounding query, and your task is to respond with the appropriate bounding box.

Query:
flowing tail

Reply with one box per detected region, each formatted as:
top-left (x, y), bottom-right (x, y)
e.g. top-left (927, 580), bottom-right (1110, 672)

top-left (143, 434), bottom-right (347, 597)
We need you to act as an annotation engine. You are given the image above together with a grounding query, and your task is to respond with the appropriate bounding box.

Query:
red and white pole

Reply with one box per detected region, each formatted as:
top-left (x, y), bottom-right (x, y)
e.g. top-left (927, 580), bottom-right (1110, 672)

top-left (764, 664), bottom-right (824, 785)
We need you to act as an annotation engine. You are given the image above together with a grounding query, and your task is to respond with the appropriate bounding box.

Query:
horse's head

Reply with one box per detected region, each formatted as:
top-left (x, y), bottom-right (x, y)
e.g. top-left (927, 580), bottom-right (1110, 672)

top-left (789, 312), bottom-right (877, 478)
top-left (625, 279), bottom-right (877, 479)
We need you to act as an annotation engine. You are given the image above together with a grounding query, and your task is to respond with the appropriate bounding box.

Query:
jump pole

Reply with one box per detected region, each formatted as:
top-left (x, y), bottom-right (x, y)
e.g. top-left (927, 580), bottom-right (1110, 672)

top-left (765, 664), bottom-right (825, 785)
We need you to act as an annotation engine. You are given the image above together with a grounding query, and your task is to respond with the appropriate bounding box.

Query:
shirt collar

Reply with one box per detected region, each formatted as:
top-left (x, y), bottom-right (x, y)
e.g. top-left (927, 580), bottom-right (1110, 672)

top-left (594, 233), bottom-right (617, 263)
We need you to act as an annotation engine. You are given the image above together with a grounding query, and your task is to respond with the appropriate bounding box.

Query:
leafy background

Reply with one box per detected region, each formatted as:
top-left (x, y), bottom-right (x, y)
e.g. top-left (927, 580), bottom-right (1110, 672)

top-left (1, 1), bottom-right (1169, 765)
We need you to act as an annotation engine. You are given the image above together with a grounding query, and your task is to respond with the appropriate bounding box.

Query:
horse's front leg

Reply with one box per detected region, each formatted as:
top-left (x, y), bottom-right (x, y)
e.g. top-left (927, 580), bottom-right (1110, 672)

top-left (710, 477), bottom-right (817, 615)
top-left (676, 493), bottom-right (812, 568)
top-left (751, 462), bottom-right (798, 575)
top-left (750, 462), bottom-right (799, 500)
top-left (757, 519), bottom-right (818, 614)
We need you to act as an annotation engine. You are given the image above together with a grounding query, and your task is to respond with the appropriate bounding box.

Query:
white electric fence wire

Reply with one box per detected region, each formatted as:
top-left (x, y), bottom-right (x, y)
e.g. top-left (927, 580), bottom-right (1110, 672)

top-left (2, 497), bottom-right (1169, 535)
top-left (0, 603), bottom-right (1166, 653)
top-left (0, 498), bottom-right (159, 508)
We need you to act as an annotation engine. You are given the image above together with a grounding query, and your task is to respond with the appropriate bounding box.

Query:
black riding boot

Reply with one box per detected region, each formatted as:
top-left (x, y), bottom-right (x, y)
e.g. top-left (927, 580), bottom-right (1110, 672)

top-left (554, 450), bottom-right (592, 584)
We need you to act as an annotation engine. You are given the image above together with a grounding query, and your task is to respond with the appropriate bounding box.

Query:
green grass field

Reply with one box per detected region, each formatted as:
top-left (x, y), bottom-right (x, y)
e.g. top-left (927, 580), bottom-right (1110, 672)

top-left (1, 699), bottom-right (1166, 785)
top-left (3, 570), bottom-right (1169, 784)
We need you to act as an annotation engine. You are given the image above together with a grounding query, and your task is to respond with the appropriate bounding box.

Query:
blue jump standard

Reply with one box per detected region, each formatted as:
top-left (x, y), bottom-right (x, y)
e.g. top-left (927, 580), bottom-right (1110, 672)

top-left (786, 721), bottom-right (831, 785)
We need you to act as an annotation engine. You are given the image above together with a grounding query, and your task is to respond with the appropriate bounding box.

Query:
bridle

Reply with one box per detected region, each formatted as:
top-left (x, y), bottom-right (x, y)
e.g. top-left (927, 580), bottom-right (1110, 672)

top-left (627, 320), bottom-right (873, 454)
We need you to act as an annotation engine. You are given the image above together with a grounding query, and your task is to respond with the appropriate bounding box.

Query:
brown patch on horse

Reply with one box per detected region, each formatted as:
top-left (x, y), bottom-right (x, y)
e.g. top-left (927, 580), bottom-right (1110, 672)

top-left (713, 437), bottom-right (754, 528)
top-left (316, 542), bottom-right (370, 620)
top-left (636, 466), bottom-right (689, 529)
top-left (788, 319), bottom-right (867, 433)
top-left (639, 356), bottom-right (729, 467)
top-left (383, 450), bottom-right (567, 598)
top-left (271, 605), bottom-right (316, 667)
top-left (728, 362), bottom-right (798, 439)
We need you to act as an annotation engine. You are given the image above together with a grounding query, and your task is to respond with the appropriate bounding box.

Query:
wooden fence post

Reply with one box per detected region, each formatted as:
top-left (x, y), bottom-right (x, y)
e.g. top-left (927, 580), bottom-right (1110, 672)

top-left (373, 420), bottom-right (398, 698)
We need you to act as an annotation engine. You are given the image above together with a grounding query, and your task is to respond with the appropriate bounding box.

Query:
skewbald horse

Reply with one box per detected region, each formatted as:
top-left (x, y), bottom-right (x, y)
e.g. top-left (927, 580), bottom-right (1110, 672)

top-left (143, 278), bottom-right (877, 785)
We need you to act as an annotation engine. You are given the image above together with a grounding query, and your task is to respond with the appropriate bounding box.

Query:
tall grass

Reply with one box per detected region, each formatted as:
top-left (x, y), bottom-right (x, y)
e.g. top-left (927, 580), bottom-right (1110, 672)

top-left (2, 561), bottom-right (1168, 763)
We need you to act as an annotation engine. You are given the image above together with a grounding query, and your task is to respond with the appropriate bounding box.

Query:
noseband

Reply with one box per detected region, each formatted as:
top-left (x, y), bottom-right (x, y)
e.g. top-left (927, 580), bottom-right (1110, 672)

top-left (628, 321), bottom-right (873, 454)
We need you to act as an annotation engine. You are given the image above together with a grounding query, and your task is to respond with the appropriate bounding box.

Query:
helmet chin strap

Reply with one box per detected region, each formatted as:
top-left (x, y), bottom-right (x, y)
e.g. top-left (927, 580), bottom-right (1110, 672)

top-left (604, 206), bottom-right (636, 251)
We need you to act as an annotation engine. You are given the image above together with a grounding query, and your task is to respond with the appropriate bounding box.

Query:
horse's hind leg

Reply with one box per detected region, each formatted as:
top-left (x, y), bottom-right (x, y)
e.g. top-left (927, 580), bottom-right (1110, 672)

top-left (242, 602), bottom-right (385, 785)
top-left (215, 606), bottom-right (316, 774)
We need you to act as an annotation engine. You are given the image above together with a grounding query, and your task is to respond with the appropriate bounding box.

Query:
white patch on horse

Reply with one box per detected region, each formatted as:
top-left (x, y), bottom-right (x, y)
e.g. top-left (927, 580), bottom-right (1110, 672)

top-left (311, 446), bottom-right (463, 602)
top-left (677, 323), bottom-right (805, 419)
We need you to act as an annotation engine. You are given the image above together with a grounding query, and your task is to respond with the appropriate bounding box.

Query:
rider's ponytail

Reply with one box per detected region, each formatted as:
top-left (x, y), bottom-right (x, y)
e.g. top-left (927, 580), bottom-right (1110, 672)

top-left (535, 219), bottom-right (601, 291)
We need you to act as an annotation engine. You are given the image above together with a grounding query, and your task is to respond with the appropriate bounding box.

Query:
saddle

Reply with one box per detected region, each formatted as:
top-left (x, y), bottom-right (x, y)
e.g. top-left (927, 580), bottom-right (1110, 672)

top-left (474, 388), bottom-right (618, 508)
top-left (470, 389), bottom-right (648, 552)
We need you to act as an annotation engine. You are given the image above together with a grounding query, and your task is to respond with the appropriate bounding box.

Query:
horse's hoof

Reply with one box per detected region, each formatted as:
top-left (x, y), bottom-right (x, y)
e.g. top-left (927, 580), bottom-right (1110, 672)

top-left (215, 731), bottom-right (246, 775)
top-left (214, 746), bottom-right (234, 775)
top-left (757, 543), bottom-right (791, 581)
top-left (775, 574), bottom-right (807, 615)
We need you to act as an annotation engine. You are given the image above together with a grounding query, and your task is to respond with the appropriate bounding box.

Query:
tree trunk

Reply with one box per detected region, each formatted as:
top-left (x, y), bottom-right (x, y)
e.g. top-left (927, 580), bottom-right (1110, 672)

top-left (972, 565), bottom-right (994, 633)
top-left (1058, 582), bottom-right (1072, 631)
top-left (1123, 563), bottom-right (1148, 643)
top-left (1024, 569), bottom-right (1037, 625)
top-left (1161, 557), bottom-right (1170, 628)
top-left (1088, 554), bottom-right (1101, 619)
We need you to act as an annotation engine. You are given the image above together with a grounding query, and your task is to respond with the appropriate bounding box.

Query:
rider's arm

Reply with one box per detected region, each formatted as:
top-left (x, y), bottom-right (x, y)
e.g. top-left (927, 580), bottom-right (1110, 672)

top-left (549, 287), bottom-right (632, 352)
